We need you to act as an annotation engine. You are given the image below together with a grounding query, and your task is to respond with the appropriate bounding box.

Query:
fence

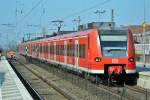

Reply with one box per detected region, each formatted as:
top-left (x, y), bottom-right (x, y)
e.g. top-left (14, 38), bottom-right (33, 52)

top-left (135, 44), bottom-right (150, 55)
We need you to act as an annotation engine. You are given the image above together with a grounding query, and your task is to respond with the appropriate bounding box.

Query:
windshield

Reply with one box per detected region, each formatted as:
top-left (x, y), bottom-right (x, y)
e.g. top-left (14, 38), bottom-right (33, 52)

top-left (99, 30), bottom-right (128, 58)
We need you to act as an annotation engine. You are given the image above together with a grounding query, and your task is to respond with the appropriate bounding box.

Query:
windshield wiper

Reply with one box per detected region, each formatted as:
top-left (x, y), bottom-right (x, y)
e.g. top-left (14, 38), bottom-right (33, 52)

top-left (108, 48), bottom-right (125, 52)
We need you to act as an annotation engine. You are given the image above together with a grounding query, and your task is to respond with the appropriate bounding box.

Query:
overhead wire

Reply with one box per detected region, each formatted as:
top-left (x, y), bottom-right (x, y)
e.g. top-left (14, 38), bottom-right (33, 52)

top-left (18, 0), bottom-right (112, 25)
top-left (29, 0), bottom-right (49, 25)
top-left (60, 0), bottom-right (112, 20)
top-left (18, 0), bottom-right (44, 24)
top-left (56, 0), bottom-right (112, 30)
top-left (17, 0), bottom-right (112, 34)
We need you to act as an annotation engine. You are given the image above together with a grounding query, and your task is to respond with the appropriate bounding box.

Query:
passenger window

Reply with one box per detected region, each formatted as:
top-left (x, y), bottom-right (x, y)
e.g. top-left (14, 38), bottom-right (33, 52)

top-left (79, 44), bottom-right (86, 58)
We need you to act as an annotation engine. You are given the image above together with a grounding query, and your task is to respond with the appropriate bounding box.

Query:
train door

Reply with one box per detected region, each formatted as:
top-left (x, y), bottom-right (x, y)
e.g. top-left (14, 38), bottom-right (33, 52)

top-left (42, 43), bottom-right (44, 59)
top-left (54, 42), bottom-right (56, 61)
top-left (39, 43), bottom-right (41, 58)
top-left (64, 41), bottom-right (67, 65)
top-left (48, 43), bottom-right (50, 59)
top-left (32, 44), bottom-right (34, 56)
top-left (75, 40), bottom-right (79, 67)
top-left (36, 43), bottom-right (38, 58)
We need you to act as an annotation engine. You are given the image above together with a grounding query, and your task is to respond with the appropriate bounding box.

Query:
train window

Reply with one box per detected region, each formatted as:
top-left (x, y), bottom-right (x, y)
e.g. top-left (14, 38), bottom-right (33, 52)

top-left (39, 46), bottom-right (41, 52)
top-left (51, 46), bottom-right (53, 54)
top-left (59, 45), bottom-right (62, 55)
top-left (43, 45), bottom-right (45, 52)
top-left (42, 46), bottom-right (44, 53)
top-left (67, 45), bottom-right (70, 56)
top-left (40, 46), bottom-right (42, 53)
top-left (32, 45), bottom-right (34, 52)
top-left (70, 45), bottom-right (74, 57)
top-left (45, 46), bottom-right (47, 52)
top-left (41, 46), bottom-right (42, 52)
top-left (58, 45), bottom-right (60, 55)
top-left (33, 45), bottom-right (35, 52)
top-left (33, 45), bottom-right (34, 52)
top-left (69, 45), bottom-right (71, 56)
top-left (42, 46), bottom-right (45, 52)
top-left (56, 45), bottom-right (58, 55)
top-left (50, 44), bottom-right (51, 54)
top-left (41, 46), bottom-right (43, 52)
top-left (56, 45), bottom-right (59, 55)
top-left (36, 45), bottom-right (38, 52)
top-left (52, 45), bottom-right (54, 54)
top-left (88, 34), bottom-right (90, 49)
top-left (49, 45), bottom-right (51, 54)
top-left (99, 30), bottom-right (127, 58)
top-left (53, 45), bottom-right (54, 54)
top-left (79, 44), bottom-right (85, 58)
top-left (50, 46), bottom-right (52, 54)
top-left (43, 46), bottom-right (44, 53)
top-left (62, 45), bottom-right (64, 55)
top-left (46, 46), bottom-right (48, 53)
top-left (49, 46), bottom-right (50, 54)
top-left (75, 44), bottom-right (79, 57)
top-left (60, 45), bottom-right (62, 55)
top-left (43, 46), bottom-right (45, 52)
top-left (73, 45), bottom-right (75, 57)
top-left (67, 45), bottom-right (74, 56)
top-left (70, 45), bottom-right (72, 56)
top-left (51, 46), bottom-right (52, 54)
top-left (57, 45), bottom-right (59, 55)
top-left (45, 46), bottom-right (46, 52)
top-left (41, 45), bottom-right (43, 53)
top-left (61, 45), bottom-right (64, 55)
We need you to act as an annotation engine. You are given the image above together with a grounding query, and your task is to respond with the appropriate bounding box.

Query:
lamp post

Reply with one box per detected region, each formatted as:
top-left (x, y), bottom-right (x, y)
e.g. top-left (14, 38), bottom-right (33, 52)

top-left (142, 0), bottom-right (147, 67)
top-left (142, 21), bottom-right (147, 67)
top-left (73, 16), bottom-right (81, 31)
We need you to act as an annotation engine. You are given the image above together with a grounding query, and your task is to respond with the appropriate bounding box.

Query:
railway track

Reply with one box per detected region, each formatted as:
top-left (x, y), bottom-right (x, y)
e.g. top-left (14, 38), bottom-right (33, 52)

top-left (125, 85), bottom-right (150, 100)
top-left (10, 60), bottom-right (77, 100)
top-left (10, 56), bottom-right (101, 100)
top-left (21, 57), bottom-right (127, 100)
top-left (32, 58), bottom-right (150, 100)
top-left (125, 85), bottom-right (150, 94)
top-left (11, 55), bottom-right (150, 100)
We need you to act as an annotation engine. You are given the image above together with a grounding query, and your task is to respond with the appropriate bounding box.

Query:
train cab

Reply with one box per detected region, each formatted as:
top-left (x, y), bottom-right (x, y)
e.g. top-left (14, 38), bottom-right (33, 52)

top-left (97, 28), bottom-right (137, 83)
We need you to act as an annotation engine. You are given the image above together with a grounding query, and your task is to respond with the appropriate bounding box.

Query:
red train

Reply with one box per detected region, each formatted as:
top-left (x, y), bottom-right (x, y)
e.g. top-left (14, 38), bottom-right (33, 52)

top-left (19, 25), bottom-right (138, 84)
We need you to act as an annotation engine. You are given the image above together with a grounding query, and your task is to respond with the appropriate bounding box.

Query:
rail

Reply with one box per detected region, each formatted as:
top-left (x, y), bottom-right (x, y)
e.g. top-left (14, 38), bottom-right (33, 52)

top-left (8, 60), bottom-right (44, 100)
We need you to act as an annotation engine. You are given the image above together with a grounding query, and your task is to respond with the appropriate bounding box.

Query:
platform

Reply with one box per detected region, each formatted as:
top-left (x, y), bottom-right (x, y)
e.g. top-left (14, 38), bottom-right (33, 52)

top-left (137, 71), bottom-right (150, 89)
top-left (132, 63), bottom-right (150, 89)
top-left (136, 62), bottom-right (150, 72)
top-left (0, 56), bottom-right (33, 100)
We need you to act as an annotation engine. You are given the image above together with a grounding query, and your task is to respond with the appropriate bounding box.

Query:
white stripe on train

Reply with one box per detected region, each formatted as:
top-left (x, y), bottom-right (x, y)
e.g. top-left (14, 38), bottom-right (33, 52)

top-left (29, 56), bottom-right (136, 74)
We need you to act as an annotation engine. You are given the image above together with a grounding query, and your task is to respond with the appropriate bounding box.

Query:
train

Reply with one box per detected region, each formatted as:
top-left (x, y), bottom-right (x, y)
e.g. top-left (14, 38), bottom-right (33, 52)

top-left (0, 48), bottom-right (2, 60)
top-left (19, 22), bottom-right (138, 84)
top-left (7, 50), bottom-right (16, 60)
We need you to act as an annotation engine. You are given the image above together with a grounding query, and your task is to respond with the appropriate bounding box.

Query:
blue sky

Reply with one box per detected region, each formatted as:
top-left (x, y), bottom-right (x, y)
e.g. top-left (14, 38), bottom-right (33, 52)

top-left (0, 0), bottom-right (150, 49)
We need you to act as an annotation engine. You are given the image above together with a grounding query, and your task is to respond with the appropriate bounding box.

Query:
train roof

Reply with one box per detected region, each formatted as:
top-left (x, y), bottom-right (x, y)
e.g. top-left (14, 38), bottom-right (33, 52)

top-left (21, 27), bottom-right (130, 45)
top-left (22, 29), bottom-right (96, 44)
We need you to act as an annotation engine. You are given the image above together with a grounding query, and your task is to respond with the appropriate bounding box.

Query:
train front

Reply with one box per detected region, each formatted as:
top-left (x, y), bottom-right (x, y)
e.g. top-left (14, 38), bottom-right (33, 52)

top-left (99, 28), bottom-right (138, 84)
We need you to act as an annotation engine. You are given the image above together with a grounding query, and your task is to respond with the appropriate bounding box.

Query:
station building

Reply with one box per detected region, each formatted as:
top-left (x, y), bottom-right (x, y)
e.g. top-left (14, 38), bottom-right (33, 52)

top-left (128, 25), bottom-right (150, 63)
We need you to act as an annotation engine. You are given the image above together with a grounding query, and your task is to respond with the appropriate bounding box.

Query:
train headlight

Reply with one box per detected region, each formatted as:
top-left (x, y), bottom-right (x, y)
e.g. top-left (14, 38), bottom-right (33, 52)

top-left (95, 57), bottom-right (101, 62)
top-left (129, 58), bottom-right (135, 62)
